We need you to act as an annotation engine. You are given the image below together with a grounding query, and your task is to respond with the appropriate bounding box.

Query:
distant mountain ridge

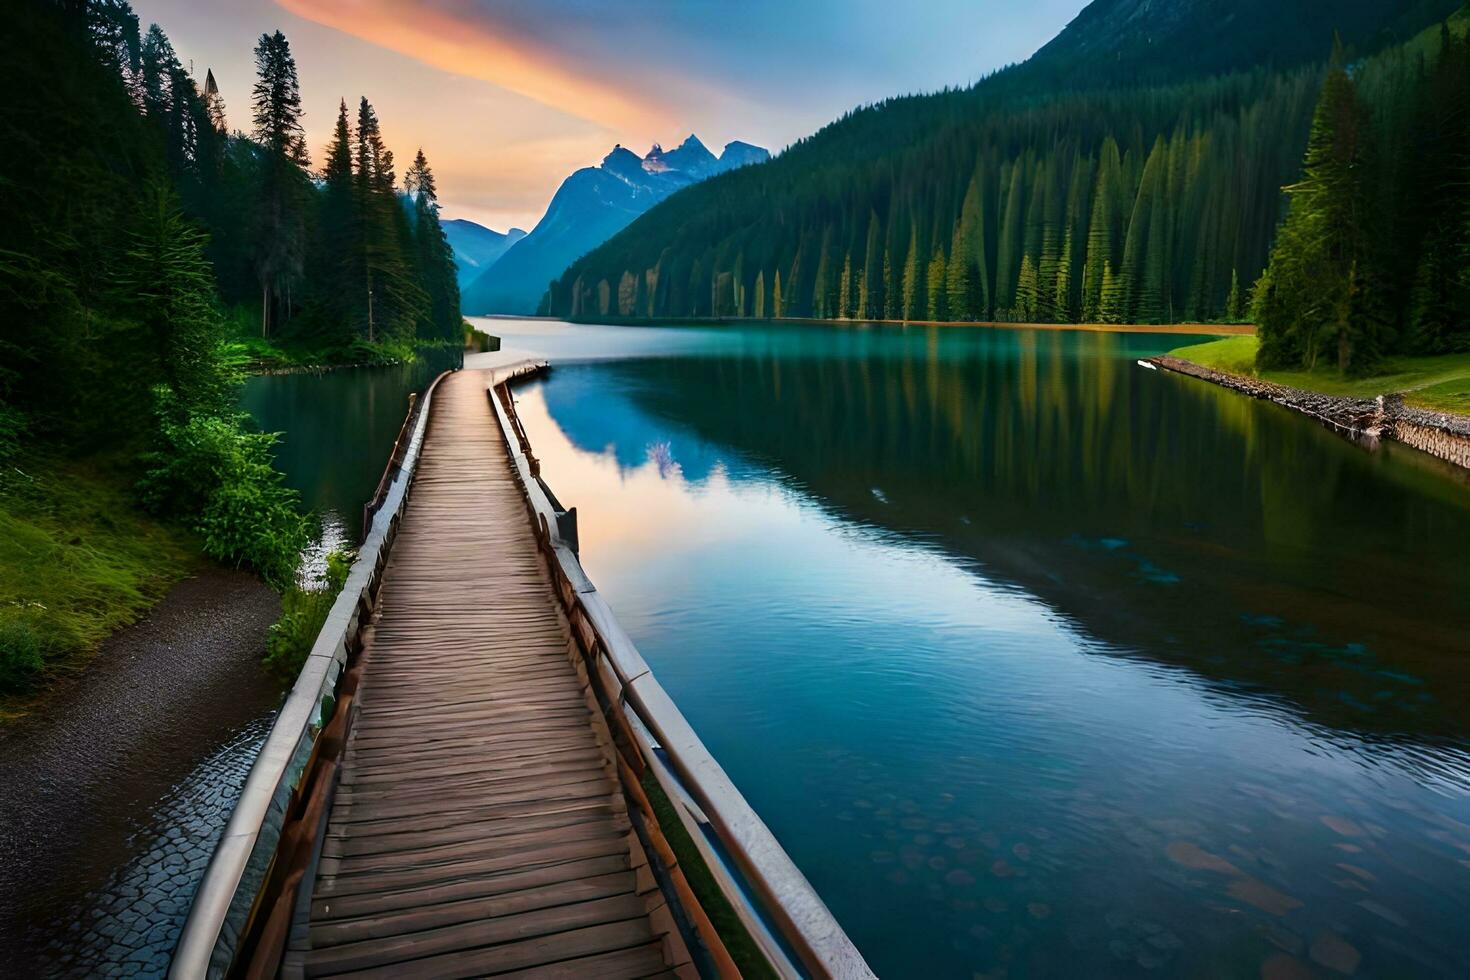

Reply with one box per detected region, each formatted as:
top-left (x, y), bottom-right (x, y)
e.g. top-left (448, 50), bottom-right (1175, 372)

top-left (441, 219), bottom-right (525, 289)
top-left (461, 135), bottom-right (769, 315)
top-left (545, 0), bottom-right (1462, 323)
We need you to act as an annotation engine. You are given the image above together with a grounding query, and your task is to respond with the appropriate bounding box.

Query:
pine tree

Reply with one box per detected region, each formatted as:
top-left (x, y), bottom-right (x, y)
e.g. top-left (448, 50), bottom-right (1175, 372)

top-left (1225, 268), bottom-right (1243, 322)
top-left (996, 161), bottom-right (1026, 311)
top-left (952, 169), bottom-right (987, 318)
top-left (1098, 261), bottom-right (1123, 324)
top-left (926, 248), bottom-right (947, 321)
top-left (812, 229), bottom-right (834, 318)
top-left (1255, 38), bottom-right (1384, 371)
top-left (772, 268), bottom-right (783, 318)
top-left (314, 98), bottom-right (358, 332)
top-left (202, 69), bottom-right (226, 134)
top-left (1016, 255), bottom-right (1041, 322)
top-left (250, 31), bottom-right (309, 336)
top-left (1120, 137), bottom-right (1168, 323)
top-left (1055, 226), bottom-right (1075, 322)
top-left (754, 270), bottom-right (766, 318)
top-left (352, 97), bottom-right (424, 342)
top-left (945, 220), bottom-right (974, 320)
top-left (901, 227), bottom-right (920, 320)
top-left (882, 241), bottom-right (897, 319)
top-left (1082, 139), bottom-right (1122, 320)
top-left (846, 249), bottom-right (858, 318)
top-left (861, 209), bottom-right (882, 319)
top-left (405, 149), bottom-right (460, 340)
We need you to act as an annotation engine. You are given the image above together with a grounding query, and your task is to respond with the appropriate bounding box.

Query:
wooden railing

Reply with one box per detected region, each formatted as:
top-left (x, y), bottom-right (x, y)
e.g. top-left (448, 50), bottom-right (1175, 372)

top-left (360, 390), bottom-right (422, 542)
top-left (170, 370), bottom-right (453, 979)
top-left (489, 367), bottom-right (876, 980)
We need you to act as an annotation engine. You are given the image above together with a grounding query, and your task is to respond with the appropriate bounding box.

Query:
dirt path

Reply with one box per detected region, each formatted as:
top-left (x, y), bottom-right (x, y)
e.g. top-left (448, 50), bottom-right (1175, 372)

top-left (0, 566), bottom-right (281, 974)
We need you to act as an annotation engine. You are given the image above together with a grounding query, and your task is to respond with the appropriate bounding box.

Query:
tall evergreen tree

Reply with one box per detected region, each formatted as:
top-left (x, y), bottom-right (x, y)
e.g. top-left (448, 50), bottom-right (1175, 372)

top-left (250, 30), bottom-right (309, 336)
top-left (405, 149), bottom-right (461, 341)
top-left (901, 227), bottom-right (921, 320)
top-left (1082, 139), bottom-right (1123, 320)
top-left (861, 210), bottom-right (883, 319)
top-left (926, 248), bottom-right (947, 320)
top-left (1255, 38), bottom-right (1385, 371)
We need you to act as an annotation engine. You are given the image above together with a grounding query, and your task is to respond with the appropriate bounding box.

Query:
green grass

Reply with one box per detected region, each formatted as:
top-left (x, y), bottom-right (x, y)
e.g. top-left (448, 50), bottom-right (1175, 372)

top-left (1167, 336), bottom-right (1470, 414)
top-left (231, 335), bottom-right (423, 372)
top-left (640, 770), bottom-right (778, 979)
top-left (0, 455), bottom-right (195, 710)
top-left (263, 551), bottom-right (351, 683)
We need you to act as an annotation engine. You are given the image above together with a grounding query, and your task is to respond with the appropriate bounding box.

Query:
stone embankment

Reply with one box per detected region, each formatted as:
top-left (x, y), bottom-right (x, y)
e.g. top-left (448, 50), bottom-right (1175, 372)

top-left (1149, 355), bottom-right (1470, 472)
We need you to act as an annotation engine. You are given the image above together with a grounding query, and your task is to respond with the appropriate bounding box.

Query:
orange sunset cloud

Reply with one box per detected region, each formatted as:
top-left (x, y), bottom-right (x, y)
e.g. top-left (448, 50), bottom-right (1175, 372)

top-left (275, 0), bottom-right (677, 135)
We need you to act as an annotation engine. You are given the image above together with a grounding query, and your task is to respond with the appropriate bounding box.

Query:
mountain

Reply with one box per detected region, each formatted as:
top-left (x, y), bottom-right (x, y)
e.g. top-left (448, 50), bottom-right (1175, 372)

top-left (441, 219), bottom-right (526, 289)
top-left (546, 0), bottom-right (1461, 323)
top-left (461, 136), bottom-right (769, 314)
top-left (1015, 0), bottom-right (1462, 86)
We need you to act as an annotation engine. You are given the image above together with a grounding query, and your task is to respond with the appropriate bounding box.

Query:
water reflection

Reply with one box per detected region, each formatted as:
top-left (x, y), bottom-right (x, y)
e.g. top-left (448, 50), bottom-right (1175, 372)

top-left (240, 348), bottom-right (460, 541)
top-left (505, 322), bottom-right (1470, 979)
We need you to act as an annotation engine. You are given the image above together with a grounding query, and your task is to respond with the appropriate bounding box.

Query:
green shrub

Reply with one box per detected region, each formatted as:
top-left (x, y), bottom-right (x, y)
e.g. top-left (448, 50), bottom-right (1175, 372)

top-left (263, 550), bottom-right (352, 682)
top-left (139, 401), bottom-right (309, 589)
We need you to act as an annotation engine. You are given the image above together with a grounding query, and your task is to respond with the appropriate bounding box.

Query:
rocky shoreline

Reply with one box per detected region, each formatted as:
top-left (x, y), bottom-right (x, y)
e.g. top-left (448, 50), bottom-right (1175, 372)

top-left (1148, 355), bottom-right (1470, 472)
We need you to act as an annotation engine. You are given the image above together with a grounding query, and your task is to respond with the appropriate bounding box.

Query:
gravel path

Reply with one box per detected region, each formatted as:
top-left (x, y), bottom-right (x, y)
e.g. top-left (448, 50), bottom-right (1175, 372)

top-left (0, 566), bottom-right (281, 975)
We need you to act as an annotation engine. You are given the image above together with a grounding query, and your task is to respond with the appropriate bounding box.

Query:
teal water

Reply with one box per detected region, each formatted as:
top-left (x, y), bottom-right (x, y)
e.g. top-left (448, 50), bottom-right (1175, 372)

top-left (482, 319), bottom-right (1470, 978)
top-left (240, 347), bottom-right (461, 544)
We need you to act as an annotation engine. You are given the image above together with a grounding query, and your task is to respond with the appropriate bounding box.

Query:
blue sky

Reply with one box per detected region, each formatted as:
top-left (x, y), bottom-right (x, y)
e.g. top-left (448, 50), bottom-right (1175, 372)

top-left (133, 0), bottom-right (1090, 229)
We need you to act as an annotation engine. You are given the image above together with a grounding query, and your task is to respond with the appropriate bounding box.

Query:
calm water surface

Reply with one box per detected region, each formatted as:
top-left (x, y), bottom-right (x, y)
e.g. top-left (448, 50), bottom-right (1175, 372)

top-left (485, 318), bottom-right (1470, 978)
top-left (241, 348), bottom-right (461, 546)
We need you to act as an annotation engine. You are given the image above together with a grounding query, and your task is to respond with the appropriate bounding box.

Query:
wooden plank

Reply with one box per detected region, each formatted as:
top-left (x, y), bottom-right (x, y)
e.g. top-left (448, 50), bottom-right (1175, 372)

top-left (322, 918), bottom-right (660, 979)
top-left (321, 815), bottom-right (624, 878)
top-left (305, 893), bottom-right (650, 975)
top-left (312, 855), bottom-right (635, 923)
top-left (484, 943), bottom-right (671, 980)
top-left (309, 871), bottom-right (637, 947)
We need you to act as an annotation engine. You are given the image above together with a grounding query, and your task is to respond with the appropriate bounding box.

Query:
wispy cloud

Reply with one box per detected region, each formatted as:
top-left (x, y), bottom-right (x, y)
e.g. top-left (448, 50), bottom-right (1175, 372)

top-left (276, 0), bottom-right (686, 134)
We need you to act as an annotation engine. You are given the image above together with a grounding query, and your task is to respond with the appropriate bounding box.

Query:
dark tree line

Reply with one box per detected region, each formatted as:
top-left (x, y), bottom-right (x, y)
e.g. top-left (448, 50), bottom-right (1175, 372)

top-left (1255, 19), bottom-right (1470, 372)
top-left (148, 23), bottom-right (458, 347)
top-left (548, 7), bottom-right (1468, 337)
top-left (548, 69), bottom-right (1321, 325)
top-left (0, 0), bottom-right (460, 582)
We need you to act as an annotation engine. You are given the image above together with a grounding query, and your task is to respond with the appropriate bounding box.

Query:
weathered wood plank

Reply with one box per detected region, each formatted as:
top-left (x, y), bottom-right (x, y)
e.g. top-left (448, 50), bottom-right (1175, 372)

top-left (305, 893), bottom-right (650, 975)
top-left (309, 871), bottom-right (637, 947)
top-left (322, 918), bottom-right (660, 979)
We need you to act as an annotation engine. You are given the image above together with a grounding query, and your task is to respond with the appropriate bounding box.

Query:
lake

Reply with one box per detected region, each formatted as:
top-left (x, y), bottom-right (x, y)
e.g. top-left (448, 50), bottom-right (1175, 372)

top-left (481, 318), bottom-right (1470, 978)
top-left (240, 347), bottom-right (463, 549)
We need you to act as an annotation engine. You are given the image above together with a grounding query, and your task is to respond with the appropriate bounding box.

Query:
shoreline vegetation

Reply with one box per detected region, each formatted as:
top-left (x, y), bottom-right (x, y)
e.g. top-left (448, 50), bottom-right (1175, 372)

top-left (544, 313), bottom-right (1256, 336)
top-left (1167, 336), bottom-right (1470, 416)
top-left (0, 3), bottom-right (460, 704)
top-left (0, 457), bottom-right (195, 716)
top-left (1161, 337), bottom-right (1470, 473)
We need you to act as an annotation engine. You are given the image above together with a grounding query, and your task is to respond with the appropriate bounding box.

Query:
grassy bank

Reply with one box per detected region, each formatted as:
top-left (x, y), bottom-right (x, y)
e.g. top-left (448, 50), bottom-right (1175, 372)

top-left (1168, 336), bottom-right (1470, 415)
top-left (557, 313), bottom-right (1254, 336)
top-left (232, 335), bottom-right (424, 373)
top-left (0, 455), bottom-right (195, 711)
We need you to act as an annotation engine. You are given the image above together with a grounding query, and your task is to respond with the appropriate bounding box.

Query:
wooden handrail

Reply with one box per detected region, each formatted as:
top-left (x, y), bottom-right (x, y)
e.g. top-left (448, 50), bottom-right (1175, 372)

top-left (361, 390), bottom-right (421, 542)
top-left (171, 368), bottom-right (454, 979)
top-left (488, 368), bottom-right (875, 980)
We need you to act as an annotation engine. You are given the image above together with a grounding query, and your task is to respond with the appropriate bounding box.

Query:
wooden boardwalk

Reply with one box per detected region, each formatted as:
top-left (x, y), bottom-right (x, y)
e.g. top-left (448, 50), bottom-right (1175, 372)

top-left (286, 370), bottom-right (690, 978)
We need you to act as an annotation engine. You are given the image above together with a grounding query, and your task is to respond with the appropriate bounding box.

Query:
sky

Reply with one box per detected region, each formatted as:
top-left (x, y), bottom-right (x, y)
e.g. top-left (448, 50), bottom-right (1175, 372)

top-left (132, 0), bottom-right (1091, 232)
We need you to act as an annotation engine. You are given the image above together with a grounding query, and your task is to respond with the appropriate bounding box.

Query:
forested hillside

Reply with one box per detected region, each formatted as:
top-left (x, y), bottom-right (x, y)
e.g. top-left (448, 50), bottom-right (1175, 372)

top-left (0, 0), bottom-right (459, 691)
top-left (1254, 16), bottom-right (1470, 371)
top-left (547, 0), bottom-right (1461, 326)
